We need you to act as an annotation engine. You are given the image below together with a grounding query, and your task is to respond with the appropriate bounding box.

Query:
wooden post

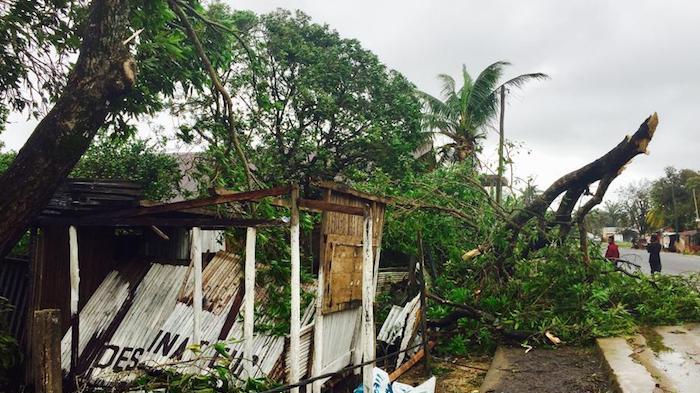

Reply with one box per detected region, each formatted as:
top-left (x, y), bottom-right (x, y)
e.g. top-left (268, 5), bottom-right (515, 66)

top-left (361, 208), bottom-right (375, 393)
top-left (417, 232), bottom-right (431, 376)
top-left (289, 186), bottom-right (301, 393)
top-left (24, 226), bottom-right (40, 384)
top-left (33, 309), bottom-right (63, 393)
top-left (191, 227), bottom-right (202, 345)
top-left (371, 202), bottom-right (383, 299)
top-left (68, 225), bottom-right (79, 374)
top-left (312, 190), bottom-right (329, 393)
top-left (311, 277), bottom-right (325, 393)
top-left (244, 226), bottom-right (256, 378)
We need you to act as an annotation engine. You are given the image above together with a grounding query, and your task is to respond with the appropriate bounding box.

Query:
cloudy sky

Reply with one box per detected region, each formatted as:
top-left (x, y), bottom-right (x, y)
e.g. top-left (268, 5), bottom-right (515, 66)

top-left (2, 0), bottom-right (698, 194)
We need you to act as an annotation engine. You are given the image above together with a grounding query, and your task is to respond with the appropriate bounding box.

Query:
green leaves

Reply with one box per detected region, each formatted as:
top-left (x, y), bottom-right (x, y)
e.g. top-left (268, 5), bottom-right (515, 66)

top-left (180, 8), bottom-right (424, 186)
top-left (71, 137), bottom-right (182, 201)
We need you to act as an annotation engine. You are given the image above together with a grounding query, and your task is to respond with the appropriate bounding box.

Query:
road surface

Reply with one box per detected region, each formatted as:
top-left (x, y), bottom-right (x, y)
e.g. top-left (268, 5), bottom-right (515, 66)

top-left (614, 247), bottom-right (700, 275)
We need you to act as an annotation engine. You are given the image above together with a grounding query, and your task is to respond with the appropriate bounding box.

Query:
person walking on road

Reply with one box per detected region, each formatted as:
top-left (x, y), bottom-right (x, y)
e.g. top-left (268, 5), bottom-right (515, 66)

top-left (605, 236), bottom-right (620, 261)
top-left (646, 234), bottom-right (662, 274)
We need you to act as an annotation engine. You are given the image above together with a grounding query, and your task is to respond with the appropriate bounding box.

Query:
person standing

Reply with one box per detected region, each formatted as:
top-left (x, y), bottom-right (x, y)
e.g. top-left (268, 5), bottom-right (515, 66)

top-left (605, 235), bottom-right (620, 261)
top-left (646, 234), bottom-right (662, 274)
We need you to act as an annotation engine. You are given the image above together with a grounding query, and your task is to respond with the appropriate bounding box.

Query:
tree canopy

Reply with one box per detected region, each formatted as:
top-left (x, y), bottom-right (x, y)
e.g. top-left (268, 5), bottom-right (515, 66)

top-left (177, 9), bottom-right (425, 188)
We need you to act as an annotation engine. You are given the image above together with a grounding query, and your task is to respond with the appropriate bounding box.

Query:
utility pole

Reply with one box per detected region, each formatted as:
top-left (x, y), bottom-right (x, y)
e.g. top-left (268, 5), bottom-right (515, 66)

top-left (693, 188), bottom-right (699, 229)
top-left (496, 85), bottom-right (506, 204)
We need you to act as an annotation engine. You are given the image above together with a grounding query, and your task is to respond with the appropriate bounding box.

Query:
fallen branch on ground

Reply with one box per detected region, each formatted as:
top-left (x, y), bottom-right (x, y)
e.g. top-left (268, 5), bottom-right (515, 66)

top-left (426, 292), bottom-right (538, 341)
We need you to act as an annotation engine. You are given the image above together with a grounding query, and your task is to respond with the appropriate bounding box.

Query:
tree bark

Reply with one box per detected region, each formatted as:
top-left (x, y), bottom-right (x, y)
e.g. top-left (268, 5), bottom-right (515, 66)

top-left (0, 0), bottom-right (135, 257)
top-left (507, 114), bottom-right (659, 239)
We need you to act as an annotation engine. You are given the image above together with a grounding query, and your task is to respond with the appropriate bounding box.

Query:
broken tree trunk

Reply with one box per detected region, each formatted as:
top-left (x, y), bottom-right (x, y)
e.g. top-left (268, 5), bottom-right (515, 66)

top-left (0, 0), bottom-right (136, 258)
top-left (461, 114), bottom-right (659, 263)
top-left (507, 113), bottom-right (659, 243)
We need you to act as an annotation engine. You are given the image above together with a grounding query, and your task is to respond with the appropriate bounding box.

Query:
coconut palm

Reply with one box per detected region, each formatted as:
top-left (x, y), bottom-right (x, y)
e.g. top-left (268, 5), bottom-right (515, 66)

top-left (420, 62), bottom-right (547, 165)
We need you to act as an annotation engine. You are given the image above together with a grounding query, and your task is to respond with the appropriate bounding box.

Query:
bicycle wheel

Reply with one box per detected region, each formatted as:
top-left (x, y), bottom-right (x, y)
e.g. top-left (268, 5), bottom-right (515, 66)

top-left (618, 254), bottom-right (643, 275)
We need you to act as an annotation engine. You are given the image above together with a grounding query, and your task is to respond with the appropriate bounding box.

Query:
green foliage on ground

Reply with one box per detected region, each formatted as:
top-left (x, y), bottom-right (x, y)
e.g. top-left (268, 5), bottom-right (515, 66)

top-left (361, 164), bottom-right (700, 356)
top-left (429, 236), bottom-right (700, 355)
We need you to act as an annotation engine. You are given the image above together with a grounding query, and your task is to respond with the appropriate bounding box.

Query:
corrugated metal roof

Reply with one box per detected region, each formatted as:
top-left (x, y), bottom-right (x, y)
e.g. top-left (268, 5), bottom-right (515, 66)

top-left (60, 251), bottom-right (326, 387)
top-left (377, 294), bottom-right (421, 347)
top-left (60, 270), bottom-right (131, 372)
top-left (0, 258), bottom-right (29, 340)
top-left (395, 295), bottom-right (421, 368)
top-left (377, 305), bottom-right (406, 345)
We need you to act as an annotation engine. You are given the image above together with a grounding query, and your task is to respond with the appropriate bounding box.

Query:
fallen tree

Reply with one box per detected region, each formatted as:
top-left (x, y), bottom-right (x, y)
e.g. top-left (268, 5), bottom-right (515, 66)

top-left (463, 113), bottom-right (659, 264)
top-left (511, 114), bottom-right (658, 240)
top-left (407, 113), bottom-right (700, 349)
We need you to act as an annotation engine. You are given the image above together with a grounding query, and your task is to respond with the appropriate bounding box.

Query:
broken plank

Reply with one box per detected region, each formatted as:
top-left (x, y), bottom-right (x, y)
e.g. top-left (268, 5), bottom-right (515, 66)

top-left (92, 185), bottom-right (291, 218)
top-left (298, 199), bottom-right (366, 216)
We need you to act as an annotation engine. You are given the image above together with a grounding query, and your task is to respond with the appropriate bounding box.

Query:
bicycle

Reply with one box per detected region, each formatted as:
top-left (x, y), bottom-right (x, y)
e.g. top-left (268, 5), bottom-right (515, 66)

top-left (612, 254), bottom-right (643, 275)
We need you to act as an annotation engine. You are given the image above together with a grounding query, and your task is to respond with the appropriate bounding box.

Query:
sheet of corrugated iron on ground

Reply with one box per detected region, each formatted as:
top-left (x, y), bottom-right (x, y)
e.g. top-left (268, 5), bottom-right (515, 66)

top-left (60, 251), bottom-right (304, 386)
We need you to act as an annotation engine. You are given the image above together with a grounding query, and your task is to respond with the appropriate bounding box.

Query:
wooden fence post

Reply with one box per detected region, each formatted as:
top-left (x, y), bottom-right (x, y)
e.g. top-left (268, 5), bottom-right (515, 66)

top-left (289, 185), bottom-right (301, 393)
top-left (68, 225), bottom-right (79, 374)
top-left (33, 309), bottom-right (62, 393)
top-left (191, 227), bottom-right (202, 346)
top-left (244, 226), bottom-right (256, 378)
top-left (361, 208), bottom-right (375, 393)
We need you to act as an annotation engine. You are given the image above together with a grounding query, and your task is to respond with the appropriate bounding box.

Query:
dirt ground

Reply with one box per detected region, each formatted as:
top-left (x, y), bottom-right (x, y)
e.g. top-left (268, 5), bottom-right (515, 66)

top-left (398, 356), bottom-right (491, 393)
top-left (481, 346), bottom-right (612, 393)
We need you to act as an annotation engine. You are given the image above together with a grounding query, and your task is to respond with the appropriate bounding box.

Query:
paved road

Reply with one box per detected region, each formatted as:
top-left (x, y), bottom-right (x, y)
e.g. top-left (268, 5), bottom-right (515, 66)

top-left (614, 247), bottom-right (700, 275)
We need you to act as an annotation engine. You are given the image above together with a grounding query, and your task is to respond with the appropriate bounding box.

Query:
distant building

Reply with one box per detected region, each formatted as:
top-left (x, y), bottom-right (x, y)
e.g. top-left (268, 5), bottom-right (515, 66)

top-left (601, 227), bottom-right (623, 242)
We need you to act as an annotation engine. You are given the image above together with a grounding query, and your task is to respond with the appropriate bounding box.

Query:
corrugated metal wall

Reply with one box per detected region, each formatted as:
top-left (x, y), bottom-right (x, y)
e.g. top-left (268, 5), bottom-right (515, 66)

top-left (0, 258), bottom-right (29, 340)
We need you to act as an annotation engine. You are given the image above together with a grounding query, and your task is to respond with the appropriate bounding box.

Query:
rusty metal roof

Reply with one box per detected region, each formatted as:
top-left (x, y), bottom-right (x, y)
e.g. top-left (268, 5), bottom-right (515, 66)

top-left (60, 251), bottom-right (324, 387)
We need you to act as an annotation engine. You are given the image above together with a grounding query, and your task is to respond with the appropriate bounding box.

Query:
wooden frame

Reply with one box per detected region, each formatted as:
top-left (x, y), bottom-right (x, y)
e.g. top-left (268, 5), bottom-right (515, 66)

top-left (244, 227), bottom-right (256, 378)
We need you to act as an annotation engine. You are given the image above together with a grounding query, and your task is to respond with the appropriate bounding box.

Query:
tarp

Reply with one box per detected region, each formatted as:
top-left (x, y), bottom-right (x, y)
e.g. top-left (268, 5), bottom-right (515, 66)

top-left (353, 367), bottom-right (436, 393)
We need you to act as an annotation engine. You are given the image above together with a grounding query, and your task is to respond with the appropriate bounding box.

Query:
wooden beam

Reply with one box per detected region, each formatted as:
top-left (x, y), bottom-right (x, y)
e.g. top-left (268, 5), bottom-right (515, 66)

top-left (93, 185), bottom-right (291, 218)
top-left (298, 199), bottom-right (365, 216)
top-left (191, 227), bottom-right (202, 346)
top-left (36, 216), bottom-right (285, 228)
top-left (244, 227), bottom-right (256, 379)
top-left (150, 225), bottom-right (170, 240)
top-left (371, 202), bottom-right (383, 298)
top-left (311, 191), bottom-right (329, 393)
top-left (313, 180), bottom-right (391, 204)
top-left (289, 186), bottom-right (301, 393)
top-left (68, 226), bottom-right (79, 375)
top-left (32, 309), bottom-right (62, 393)
top-left (361, 210), bottom-right (375, 393)
top-left (388, 342), bottom-right (436, 381)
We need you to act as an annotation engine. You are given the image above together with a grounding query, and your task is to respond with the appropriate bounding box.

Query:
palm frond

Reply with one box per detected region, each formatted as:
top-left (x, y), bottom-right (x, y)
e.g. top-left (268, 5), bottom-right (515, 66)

top-left (458, 64), bottom-right (474, 118)
top-left (418, 90), bottom-right (460, 130)
top-left (436, 73), bottom-right (457, 101)
top-left (496, 72), bottom-right (549, 91)
top-left (418, 91), bottom-right (453, 118)
top-left (466, 61), bottom-right (509, 128)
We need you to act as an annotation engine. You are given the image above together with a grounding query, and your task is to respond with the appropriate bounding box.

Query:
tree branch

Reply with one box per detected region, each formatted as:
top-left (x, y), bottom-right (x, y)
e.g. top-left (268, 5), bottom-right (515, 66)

top-left (168, 0), bottom-right (258, 190)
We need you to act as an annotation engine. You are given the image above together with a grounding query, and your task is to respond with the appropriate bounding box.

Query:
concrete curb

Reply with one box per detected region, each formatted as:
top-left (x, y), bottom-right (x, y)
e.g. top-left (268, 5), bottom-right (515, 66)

top-left (478, 347), bottom-right (508, 393)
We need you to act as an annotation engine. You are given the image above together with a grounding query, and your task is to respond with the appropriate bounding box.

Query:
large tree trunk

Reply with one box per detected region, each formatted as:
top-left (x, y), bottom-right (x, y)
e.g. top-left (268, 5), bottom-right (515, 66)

top-left (507, 114), bottom-right (659, 240)
top-left (0, 0), bottom-right (135, 257)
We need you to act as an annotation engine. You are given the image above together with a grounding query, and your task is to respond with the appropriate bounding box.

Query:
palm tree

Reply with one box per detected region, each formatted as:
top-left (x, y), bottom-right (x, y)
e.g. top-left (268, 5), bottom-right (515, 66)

top-left (420, 62), bottom-right (547, 166)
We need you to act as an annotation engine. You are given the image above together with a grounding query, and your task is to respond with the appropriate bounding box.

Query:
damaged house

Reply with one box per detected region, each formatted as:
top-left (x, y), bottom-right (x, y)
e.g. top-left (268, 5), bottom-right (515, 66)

top-left (12, 179), bottom-right (417, 392)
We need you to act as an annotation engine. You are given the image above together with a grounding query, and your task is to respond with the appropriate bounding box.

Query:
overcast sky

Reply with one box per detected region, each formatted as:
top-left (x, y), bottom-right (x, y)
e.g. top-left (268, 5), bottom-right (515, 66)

top-left (2, 0), bottom-right (698, 195)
